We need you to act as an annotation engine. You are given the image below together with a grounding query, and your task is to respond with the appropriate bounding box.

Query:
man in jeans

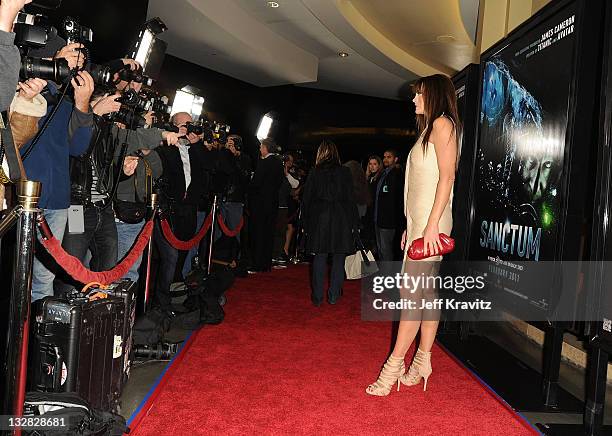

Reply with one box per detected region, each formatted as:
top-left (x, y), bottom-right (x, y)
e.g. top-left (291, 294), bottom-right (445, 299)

top-left (374, 149), bottom-right (404, 262)
top-left (22, 70), bottom-right (95, 302)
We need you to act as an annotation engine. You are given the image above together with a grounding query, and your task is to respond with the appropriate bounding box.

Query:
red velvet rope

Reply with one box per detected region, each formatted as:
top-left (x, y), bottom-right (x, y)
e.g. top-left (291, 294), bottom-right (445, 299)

top-left (40, 220), bottom-right (154, 285)
top-left (160, 213), bottom-right (213, 250)
top-left (217, 214), bottom-right (244, 237)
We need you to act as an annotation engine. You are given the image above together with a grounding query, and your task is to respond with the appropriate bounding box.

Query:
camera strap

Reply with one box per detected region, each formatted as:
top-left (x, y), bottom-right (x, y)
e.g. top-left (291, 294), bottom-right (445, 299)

top-left (0, 110), bottom-right (26, 183)
top-left (134, 158), bottom-right (153, 204)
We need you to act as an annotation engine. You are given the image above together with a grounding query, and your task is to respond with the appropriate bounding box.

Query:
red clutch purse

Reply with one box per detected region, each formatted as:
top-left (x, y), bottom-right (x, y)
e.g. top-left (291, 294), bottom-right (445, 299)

top-left (407, 233), bottom-right (455, 260)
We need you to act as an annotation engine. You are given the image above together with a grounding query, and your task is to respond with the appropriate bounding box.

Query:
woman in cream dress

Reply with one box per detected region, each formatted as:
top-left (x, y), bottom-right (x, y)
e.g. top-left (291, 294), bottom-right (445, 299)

top-left (366, 74), bottom-right (459, 396)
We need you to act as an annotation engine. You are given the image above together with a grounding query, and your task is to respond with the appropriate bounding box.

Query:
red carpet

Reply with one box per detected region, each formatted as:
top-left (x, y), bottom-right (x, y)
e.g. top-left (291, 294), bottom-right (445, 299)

top-left (130, 265), bottom-right (537, 435)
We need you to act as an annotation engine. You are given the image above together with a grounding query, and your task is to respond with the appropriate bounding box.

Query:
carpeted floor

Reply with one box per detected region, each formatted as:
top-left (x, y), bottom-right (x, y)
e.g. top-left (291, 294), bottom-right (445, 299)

top-left (130, 265), bottom-right (537, 435)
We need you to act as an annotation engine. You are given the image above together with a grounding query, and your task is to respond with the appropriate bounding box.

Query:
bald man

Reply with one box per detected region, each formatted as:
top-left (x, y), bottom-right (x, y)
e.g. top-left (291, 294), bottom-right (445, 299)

top-left (153, 112), bottom-right (208, 312)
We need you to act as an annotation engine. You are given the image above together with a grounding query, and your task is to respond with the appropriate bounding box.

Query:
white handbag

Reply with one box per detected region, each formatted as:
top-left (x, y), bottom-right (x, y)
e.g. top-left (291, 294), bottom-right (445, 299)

top-left (345, 248), bottom-right (378, 280)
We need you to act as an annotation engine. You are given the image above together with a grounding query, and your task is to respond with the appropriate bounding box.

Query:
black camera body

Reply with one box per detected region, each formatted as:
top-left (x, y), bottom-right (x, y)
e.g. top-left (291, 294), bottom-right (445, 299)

top-left (116, 89), bottom-right (151, 112)
top-left (118, 68), bottom-right (153, 86)
top-left (110, 107), bottom-right (146, 130)
top-left (105, 89), bottom-right (151, 130)
top-left (188, 119), bottom-right (231, 144)
top-left (62, 17), bottom-right (93, 45)
top-left (16, 15), bottom-right (94, 84)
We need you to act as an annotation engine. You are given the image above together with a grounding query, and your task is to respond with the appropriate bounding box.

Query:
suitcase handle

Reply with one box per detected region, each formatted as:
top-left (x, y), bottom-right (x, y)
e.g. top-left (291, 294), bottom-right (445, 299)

top-left (52, 346), bottom-right (64, 389)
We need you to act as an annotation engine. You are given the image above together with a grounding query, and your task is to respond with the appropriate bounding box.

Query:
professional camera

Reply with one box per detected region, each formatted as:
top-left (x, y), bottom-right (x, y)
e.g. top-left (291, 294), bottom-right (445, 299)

top-left (104, 89), bottom-right (150, 129)
top-left (150, 97), bottom-right (170, 116)
top-left (190, 119), bottom-right (231, 144)
top-left (211, 121), bottom-right (231, 144)
top-left (111, 107), bottom-right (146, 130)
top-left (117, 67), bottom-right (153, 87)
top-left (61, 17), bottom-right (93, 45)
top-left (87, 63), bottom-right (115, 88)
top-left (20, 56), bottom-right (70, 82)
top-left (116, 88), bottom-right (152, 112)
top-left (13, 12), bottom-right (54, 48)
top-left (185, 121), bottom-right (203, 136)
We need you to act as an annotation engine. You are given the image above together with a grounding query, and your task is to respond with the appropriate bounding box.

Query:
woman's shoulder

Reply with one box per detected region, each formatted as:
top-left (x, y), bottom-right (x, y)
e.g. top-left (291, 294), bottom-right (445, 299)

top-left (432, 115), bottom-right (454, 132)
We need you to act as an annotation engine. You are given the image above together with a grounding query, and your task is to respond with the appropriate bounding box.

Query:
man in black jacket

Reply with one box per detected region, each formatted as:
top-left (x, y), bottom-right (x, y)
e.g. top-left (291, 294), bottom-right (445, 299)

top-left (153, 111), bottom-right (208, 312)
top-left (374, 149), bottom-right (404, 261)
top-left (248, 137), bottom-right (284, 272)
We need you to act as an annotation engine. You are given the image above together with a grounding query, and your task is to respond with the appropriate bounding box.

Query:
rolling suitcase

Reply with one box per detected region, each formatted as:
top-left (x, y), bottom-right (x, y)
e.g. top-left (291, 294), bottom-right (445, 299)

top-left (30, 292), bottom-right (125, 412)
top-left (103, 280), bottom-right (137, 391)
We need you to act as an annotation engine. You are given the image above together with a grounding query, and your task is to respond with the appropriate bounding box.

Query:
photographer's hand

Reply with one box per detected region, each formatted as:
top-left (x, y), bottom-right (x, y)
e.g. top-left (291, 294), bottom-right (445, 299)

top-left (143, 110), bottom-right (154, 127)
top-left (71, 71), bottom-right (94, 113)
top-left (17, 78), bottom-right (47, 101)
top-left (123, 156), bottom-right (139, 176)
top-left (55, 43), bottom-right (85, 70)
top-left (187, 132), bottom-right (199, 144)
top-left (161, 131), bottom-right (180, 146)
top-left (92, 92), bottom-right (121, 116)
top-left (121, 58), bottom-right (141, 71)
top-left (0, 0), bottom-right (31, 32)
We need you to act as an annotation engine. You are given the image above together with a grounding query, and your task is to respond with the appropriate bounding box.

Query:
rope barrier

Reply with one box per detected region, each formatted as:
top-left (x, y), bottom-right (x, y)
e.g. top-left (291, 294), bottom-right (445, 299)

top-left (217, 214), bottom-right (244, 237)
top-left (38, 208), bottom-right (245, 285)
top-left (40, 219), bottom-right (154, 285)
top-left (159, 212), bottom-right (213, 250)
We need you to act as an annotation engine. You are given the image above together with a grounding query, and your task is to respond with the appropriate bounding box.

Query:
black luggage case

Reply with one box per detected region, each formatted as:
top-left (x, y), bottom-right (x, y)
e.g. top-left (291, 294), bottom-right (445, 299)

top-left (30, 293), bottom-right (125, 412)
top-left (103, 280), bottom-right (137, 391)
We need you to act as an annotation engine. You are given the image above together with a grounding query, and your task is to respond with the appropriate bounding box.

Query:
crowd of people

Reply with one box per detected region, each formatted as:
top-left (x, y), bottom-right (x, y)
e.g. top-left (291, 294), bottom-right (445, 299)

top-left (1, 0), bottom-right (459, 400)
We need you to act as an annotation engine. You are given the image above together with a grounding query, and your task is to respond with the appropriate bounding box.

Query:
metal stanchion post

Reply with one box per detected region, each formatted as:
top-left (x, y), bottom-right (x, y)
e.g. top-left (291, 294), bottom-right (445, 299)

top-left (143, 193), bottom-right (158, 313)
top-left (207, 195), bottom-right (218, 275)
top-left (3, 180), bottom-right (41, 436)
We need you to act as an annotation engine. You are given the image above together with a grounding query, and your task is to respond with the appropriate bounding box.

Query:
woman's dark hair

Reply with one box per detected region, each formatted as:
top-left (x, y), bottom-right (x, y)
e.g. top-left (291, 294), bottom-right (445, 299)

top-left (343, 160), bottom-right (370, 205)
top-left (367, 155), bottom-right (383, 179)
top-left (412, 74), bottom-right (461, 154)
top-left (315, 139), bottom-right (340, 166)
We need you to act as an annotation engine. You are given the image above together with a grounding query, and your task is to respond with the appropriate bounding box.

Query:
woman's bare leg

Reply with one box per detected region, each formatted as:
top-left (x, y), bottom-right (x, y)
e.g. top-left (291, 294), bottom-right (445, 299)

top-left (284, 224), bottom-right (295, 255)
top-left (417, 320), bottom-right (439, 352)
top-left (391, 319), bottom-right (421, 358)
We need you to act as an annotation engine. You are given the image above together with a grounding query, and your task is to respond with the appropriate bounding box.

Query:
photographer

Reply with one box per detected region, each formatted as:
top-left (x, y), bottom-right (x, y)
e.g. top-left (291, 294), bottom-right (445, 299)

top-left (217, 134), bottom-right (249, 241)
top-left (0, 0), bottom-right (30, 111)
top-left (22, 67), bottom-right (95, 302)
top-left (116, 148), bottom-right (163, 283)
top-left (154, 111), bottom-right (207, 313)
top-left (57, 62), bottom-right (180, 290)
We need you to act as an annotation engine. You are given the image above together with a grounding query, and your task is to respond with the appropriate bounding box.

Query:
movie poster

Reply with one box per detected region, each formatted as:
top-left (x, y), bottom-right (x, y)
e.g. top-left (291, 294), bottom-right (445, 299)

top-left (469, 4), bottom-right (586, 310)
top-left (468, 4), bottom-right (577, 309)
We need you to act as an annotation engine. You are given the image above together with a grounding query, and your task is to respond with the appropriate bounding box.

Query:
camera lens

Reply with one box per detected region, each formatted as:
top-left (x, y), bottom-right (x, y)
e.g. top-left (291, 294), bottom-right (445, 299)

top-left (88, 63), bottom-right (113, 86)
top-left (186, 123), bottom-right (203, 136)
top-left (20, 57), bottom-right (71, 83)
top-left (112, 107), bottom-right (146, 129)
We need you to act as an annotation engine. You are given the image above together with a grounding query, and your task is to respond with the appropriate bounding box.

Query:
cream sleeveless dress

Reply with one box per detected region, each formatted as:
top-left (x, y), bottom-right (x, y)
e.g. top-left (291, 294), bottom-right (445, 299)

top-left (402, 133), bottom-right (454, 264)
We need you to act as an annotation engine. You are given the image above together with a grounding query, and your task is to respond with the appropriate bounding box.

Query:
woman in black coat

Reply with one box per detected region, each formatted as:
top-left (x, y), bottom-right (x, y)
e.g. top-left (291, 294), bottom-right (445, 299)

top-left (302, 140), bottom-right (360, 306)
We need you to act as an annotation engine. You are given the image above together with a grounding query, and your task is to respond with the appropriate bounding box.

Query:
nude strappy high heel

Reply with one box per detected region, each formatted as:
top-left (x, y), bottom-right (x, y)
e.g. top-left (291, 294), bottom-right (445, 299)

top-left (400, 348), bottom-right (432, 391)
top-left (365, 355), bottom-right (405, 396)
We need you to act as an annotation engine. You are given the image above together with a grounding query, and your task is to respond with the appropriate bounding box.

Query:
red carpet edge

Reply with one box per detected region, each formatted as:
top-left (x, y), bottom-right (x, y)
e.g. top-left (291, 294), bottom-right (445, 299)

top-left (126, 327), bottom-right (201, 434)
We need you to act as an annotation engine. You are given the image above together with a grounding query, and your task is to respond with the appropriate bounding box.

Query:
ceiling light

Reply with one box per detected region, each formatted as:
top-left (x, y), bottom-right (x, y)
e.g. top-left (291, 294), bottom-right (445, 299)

top-left (267, 1), bottom-right (280, 8)
top-left (338, 52), bottom-right (349, 58)
top-left (436, 35), bottom-right (456, 43)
